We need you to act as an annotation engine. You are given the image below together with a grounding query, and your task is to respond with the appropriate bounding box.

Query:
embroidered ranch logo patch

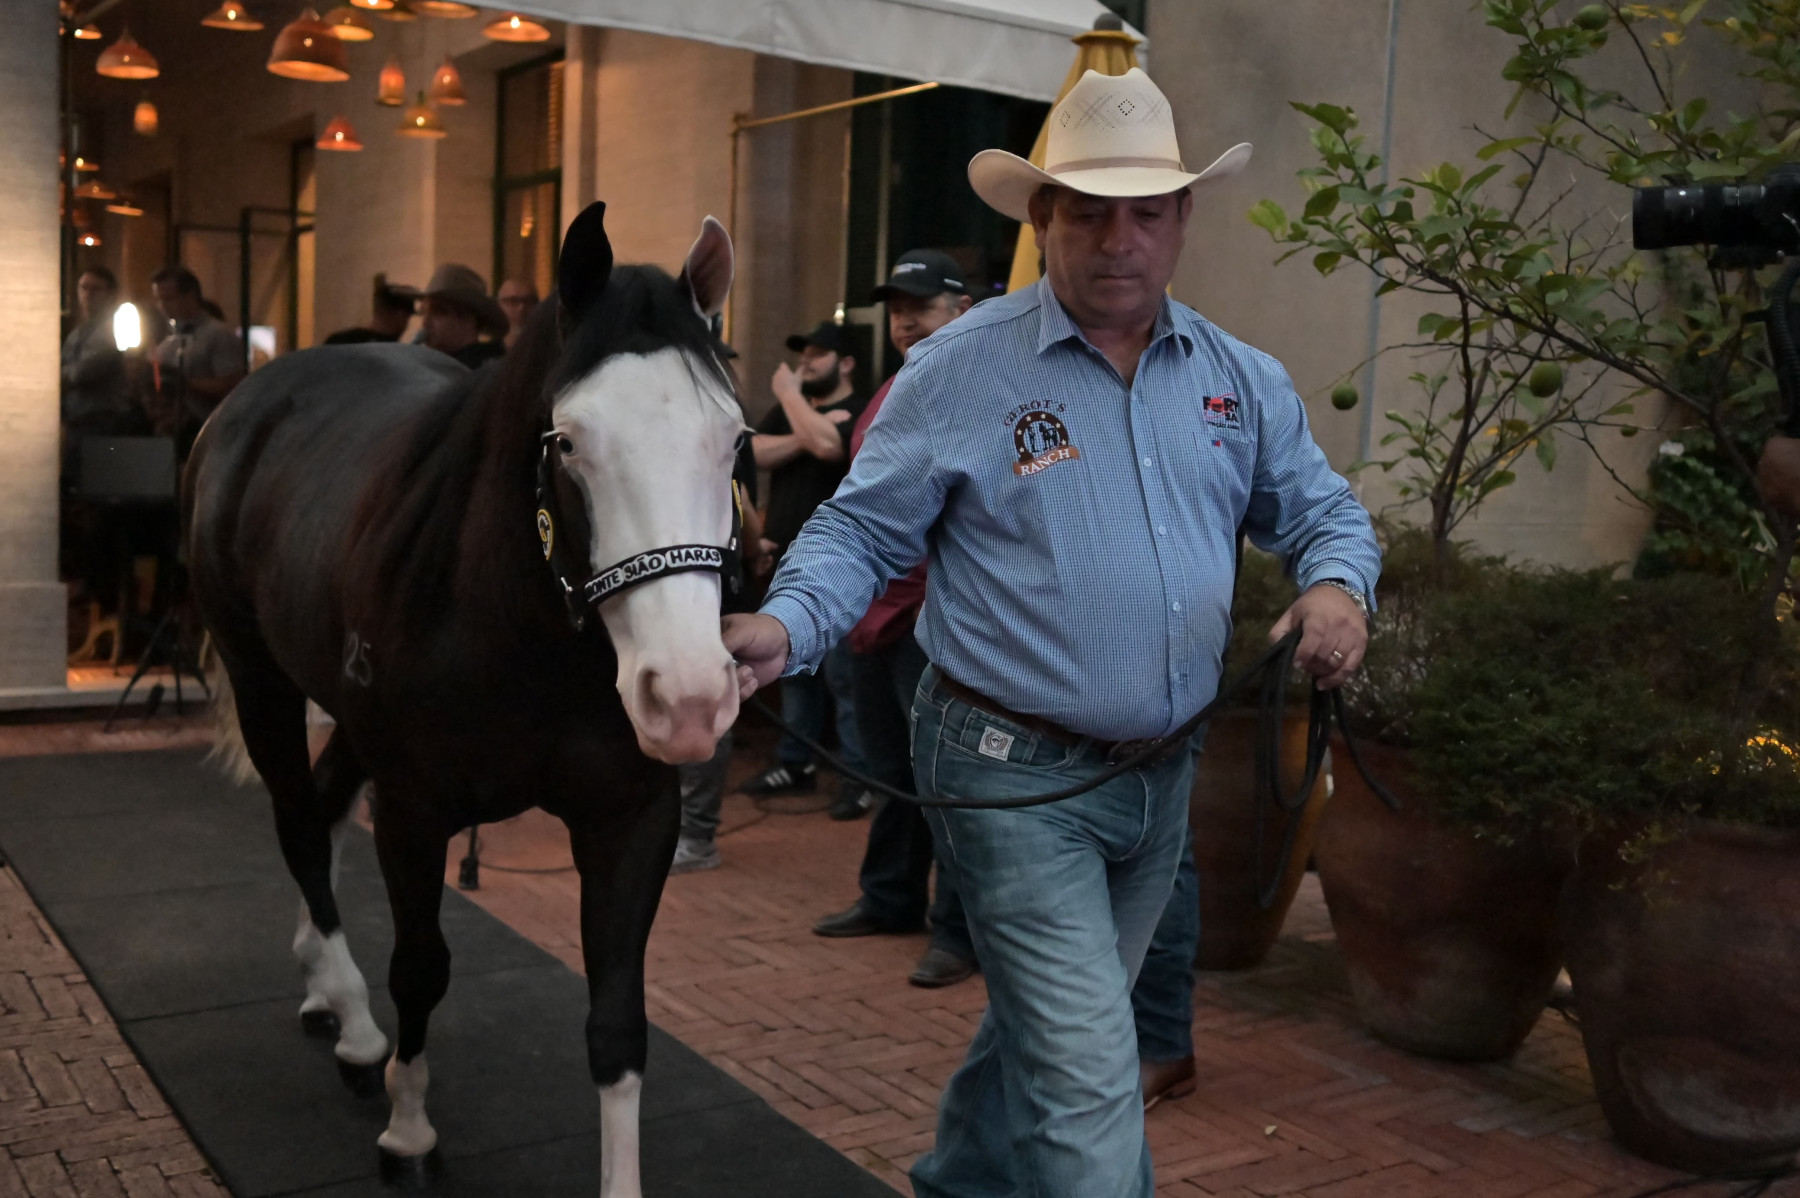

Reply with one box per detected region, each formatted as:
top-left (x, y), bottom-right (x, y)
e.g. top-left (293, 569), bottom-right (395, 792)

top-left (1202, 393), bottom-right (1241, 431)
top-left (1008, 406), bottom-right (1082, 477)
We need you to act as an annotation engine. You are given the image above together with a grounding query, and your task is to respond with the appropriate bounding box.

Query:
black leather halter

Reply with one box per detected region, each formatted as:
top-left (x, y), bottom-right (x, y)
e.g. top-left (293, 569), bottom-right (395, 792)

top-left (534, 429), bottom-right (742, 631)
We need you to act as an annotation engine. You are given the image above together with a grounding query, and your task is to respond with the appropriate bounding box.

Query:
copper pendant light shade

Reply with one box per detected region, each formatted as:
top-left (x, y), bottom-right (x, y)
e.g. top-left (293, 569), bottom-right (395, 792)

top-left (96, 29), bottom-right (161, 79)
top-left (349, 0), bottom-right (395, 8)
top-left (414, 0), bottom-right (477, 16)
top-left (72, 156), bottom-right (99, 173)
top-left (317, 115), bottom-right (365, 151)
top-left (482, 11), bottom-right (551, 41)
top-left (133, 98), bottom-right (159, 136)
top-left (322, 6), bottom-right (375, 39)
top-left (268, 7), bottom-right (350, 81)
top-left (377, 0), bottom-right (418, 19)
top-left (427, 55), bottom-right (466, 105)
top-left (106, 198), bottom-right (145, 217)
top-left (377, 54), bottom-right (407, 105)
top-left (78, 231), bottom-right (102, 248)
top-left (201, 2), bottom-right (264, 30)
top-left (74, 180), bottom-right (118, 201)
top-left (73, 23), bottom-right (102, 39)
top-left (397, 91), bottom-right (446, 139)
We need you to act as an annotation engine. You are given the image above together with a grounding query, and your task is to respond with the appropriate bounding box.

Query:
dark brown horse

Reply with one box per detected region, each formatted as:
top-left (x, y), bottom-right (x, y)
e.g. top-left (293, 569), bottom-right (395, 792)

top-left (185, 203), bottom-right (743, 1195)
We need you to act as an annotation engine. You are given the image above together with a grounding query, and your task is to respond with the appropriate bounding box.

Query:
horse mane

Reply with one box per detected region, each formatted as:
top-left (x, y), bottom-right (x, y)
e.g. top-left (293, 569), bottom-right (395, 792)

top-left (365, 264), bottom-right (738, 635)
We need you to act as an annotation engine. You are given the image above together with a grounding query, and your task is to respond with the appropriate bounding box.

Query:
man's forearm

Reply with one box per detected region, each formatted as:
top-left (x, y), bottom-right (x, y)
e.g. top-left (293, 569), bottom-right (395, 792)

top-left (753, 433), bottom-right (806, 469)
top-left (775, 389), bottom-right (845, 461)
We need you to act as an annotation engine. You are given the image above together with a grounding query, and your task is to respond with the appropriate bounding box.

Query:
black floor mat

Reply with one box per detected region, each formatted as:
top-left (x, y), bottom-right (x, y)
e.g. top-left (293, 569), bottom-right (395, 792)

top-left (0, 749), bottom-right (900, 1198)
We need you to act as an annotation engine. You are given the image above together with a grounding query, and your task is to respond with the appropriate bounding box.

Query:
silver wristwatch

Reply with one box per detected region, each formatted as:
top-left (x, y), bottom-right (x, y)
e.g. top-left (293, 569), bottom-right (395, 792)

top-left (1313, 578), bottom-right (1371, 621)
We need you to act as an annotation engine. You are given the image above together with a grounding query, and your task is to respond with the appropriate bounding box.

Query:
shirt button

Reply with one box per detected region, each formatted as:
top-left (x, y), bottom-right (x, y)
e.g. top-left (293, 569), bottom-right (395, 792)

top-left (1171, 601), bottom-right (1182, 612)
top-left (1142, 457), bottom-right (1151, 468)
top-left (1157, 524), bottom-right (1168, 536)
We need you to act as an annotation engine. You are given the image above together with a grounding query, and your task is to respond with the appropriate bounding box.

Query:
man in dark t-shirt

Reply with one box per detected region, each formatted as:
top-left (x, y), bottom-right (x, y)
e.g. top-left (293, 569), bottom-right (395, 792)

top-left (745, 320), bottom-right (871, 814)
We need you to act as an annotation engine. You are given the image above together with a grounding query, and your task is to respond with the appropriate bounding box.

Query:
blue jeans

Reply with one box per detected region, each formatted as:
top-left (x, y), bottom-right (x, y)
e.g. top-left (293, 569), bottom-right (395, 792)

top-left (908, 666), bottom-right (1192, 1198)
top-left (677, 731), bottom-right (732, 844)
top-left (778, 639), bottom-right (865, 775)
top-left (1132, 840), bottom-right (1197, 1062)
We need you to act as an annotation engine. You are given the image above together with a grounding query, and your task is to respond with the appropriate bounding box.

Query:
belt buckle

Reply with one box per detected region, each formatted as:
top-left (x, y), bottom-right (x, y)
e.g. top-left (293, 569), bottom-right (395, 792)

top-left (1107, 738), bottom-right (1151, 766)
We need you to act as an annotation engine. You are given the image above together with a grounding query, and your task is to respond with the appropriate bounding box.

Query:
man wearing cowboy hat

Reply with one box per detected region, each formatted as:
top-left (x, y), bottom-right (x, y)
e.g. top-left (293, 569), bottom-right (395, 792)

top-left (725, 66), bottom-right (1380, 1197)
top-left (418, 263), bottom-right (508, 370)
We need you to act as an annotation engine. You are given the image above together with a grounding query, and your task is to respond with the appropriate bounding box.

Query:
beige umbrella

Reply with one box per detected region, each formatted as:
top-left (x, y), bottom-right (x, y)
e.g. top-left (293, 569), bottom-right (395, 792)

top-left (1004, 18), bottom-right (1142, 294)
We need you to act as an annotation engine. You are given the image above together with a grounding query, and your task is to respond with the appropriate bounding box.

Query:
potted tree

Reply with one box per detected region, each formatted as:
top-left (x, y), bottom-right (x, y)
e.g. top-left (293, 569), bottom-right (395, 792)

top-left (1187, 547), bottom-right (1323, 970)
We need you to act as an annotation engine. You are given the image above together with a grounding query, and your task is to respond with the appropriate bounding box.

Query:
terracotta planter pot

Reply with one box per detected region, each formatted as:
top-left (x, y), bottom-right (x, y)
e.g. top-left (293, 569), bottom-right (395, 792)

top-left (1314, 741), bottom-right (1569, 1060)
top-left (1188, 710), bottom-right (1331, 970)
top-left (1562, 821), bottom-right (1800, 1174)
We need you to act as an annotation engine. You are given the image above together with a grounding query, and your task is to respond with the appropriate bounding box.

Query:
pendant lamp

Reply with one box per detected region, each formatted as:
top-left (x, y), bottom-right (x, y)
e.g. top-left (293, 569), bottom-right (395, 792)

top-left (397, 92), bottom-right (446, 139)
top-left (317, 115), bottom-right (364, 151)
top-left (72, 156), bottom-right (99, 173)
top-left (201, 2), bottom-right (264, 30)
top-left (414, 1), bottom-right (476, 16)
top-left (96, 29), bottom-right (160, 79)
top-left (133, 98), bottom-right (159, 136)
top-left (377, 55), bottom-right (407, 105)
top-left (483, 11), bottom-right (551, 41)
top-left (349, 0), bottom-right (394, 8)
top-left (75, 180), bottom-right (117, 201)
top-left (427, 56), bottom-right (465, 105)
top-left (79, 232), bottom-right (102, 249)
top-left (322, 6), bottom-right (375, 39)
top-left (106, 198), bottom-right (144, 217)
top-left (377, 0), bottom-right (417, 19)
top-left (73, 24), bottom-right (102, 39)
top-left (268, 8), bottom-right (349, 81)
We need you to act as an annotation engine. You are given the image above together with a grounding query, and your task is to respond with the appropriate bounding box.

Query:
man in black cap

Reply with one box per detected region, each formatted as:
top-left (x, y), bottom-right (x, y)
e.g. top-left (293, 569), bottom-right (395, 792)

top-left (742, 319), bottom-right (871, 812)
top-left (811, 250), bottom-right (979, 986)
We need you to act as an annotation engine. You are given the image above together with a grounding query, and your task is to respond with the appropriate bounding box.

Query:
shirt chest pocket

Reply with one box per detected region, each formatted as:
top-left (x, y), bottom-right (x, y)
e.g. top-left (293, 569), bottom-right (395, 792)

top-left (1190, 428), bottom-right (1254, 522)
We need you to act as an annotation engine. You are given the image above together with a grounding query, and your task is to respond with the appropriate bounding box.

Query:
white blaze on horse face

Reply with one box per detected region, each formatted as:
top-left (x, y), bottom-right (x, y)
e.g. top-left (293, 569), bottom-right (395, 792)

top-left (598, 1072), bottom-right (642, 1198)
top-left (554, 346), bottom-right (743, 765)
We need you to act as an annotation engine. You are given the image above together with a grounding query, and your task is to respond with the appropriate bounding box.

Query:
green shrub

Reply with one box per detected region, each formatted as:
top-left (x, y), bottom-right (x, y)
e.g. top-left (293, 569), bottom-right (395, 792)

top-left (1409, 569), bottom-right (1800, 841)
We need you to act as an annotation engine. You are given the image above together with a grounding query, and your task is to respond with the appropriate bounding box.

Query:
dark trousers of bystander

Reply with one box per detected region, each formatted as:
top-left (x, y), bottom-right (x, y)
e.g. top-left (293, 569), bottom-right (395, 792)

top-left (850, 634), bottom-right (973, 960)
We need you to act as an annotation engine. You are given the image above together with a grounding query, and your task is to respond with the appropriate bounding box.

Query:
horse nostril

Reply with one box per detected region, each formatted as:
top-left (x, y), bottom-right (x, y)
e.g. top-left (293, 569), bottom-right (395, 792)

top-left (636, 670), bottom-right (667, 719)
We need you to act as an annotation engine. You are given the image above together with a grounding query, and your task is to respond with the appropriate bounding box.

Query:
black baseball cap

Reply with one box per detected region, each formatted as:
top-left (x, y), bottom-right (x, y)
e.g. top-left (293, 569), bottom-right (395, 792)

top-left (785, 320), bottom-right (858, 357)
top-left (870, 249), bottom-right (969, 302)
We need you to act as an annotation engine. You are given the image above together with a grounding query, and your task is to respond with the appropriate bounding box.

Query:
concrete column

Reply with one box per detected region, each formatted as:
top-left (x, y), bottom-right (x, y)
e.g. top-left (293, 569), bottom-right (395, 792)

top-left (0, 5), bottom-right (69, 694)
top-left (561, 24), bottom-right (600, 230)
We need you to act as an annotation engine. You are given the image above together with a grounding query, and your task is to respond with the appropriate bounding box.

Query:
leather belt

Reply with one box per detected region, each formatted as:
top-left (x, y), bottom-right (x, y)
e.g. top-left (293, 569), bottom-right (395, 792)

top-left (934, 670), bottom-right (1176, 767)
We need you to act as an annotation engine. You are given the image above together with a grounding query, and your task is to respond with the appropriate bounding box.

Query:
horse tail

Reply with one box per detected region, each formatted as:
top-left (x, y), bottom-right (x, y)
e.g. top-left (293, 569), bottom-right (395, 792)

top-left (205, 667), bottom-right (262, 787)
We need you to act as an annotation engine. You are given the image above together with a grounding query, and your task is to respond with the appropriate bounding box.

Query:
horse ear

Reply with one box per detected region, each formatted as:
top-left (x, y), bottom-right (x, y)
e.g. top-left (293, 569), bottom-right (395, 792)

top-left (558, 201), bottom-right (613, 318)
top-left (680, 216), bottom-right (733, 321)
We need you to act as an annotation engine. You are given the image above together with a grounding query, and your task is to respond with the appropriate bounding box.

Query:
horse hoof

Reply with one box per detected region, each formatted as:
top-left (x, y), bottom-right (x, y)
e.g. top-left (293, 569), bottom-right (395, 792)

top-left (337, 1056), bottom-right (385, 1097)
top-left (379, 1147), bottom-right (443, 1190)
top-left (301, 1009), bottom-right (341, 1039)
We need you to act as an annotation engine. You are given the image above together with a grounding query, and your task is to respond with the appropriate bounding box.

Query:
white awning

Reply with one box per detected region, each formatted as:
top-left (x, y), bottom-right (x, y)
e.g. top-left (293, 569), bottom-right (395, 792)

top-left (515, 0), bottom-right (1143, 102)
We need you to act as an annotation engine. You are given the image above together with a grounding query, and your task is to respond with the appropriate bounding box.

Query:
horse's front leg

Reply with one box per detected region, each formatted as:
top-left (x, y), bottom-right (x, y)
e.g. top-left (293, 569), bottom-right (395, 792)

top-left (566, 774), bottom-right (681, 1198)
top-left (370, 793), bottom-right (452, 1188)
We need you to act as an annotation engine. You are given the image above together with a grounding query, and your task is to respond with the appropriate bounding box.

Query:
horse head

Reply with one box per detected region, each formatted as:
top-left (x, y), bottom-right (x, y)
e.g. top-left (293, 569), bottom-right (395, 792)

top-left (544, 203), bottom-right (745, 764)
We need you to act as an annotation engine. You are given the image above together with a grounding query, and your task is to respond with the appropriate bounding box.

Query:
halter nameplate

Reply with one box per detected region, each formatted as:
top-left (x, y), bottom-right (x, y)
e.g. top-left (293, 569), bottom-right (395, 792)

top-left (580, 544), bottom-right (725, 607)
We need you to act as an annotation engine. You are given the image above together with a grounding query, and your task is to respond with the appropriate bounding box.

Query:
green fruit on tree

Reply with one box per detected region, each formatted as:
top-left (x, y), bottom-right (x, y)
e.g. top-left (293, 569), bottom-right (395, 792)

top-left (1527, 361), bottom-right (1563, 398)
top-left (1574, 4), bottom-right (1609, 31)
top-left (1620, 425), bottom-right (1638, 437)
top-left (1330, 383), bottom-right (1359, 411)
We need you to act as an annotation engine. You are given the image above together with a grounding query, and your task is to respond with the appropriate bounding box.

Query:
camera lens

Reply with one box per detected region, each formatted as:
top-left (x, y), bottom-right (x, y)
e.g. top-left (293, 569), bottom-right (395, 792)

top-left (1633, 183), bottom-right (1767, 250)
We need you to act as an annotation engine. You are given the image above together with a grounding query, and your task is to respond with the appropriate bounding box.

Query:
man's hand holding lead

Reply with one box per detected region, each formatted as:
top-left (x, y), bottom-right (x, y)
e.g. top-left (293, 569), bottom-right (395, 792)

top-left (1269, 585), bottom-right (1368, 690)
top-left (721, 613), bottom-right (790, 699)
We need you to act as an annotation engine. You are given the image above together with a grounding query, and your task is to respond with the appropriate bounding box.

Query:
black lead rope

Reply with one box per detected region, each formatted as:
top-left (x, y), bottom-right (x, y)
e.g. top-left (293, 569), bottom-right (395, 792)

top-left (746, 626), bottom-right (1402, 907)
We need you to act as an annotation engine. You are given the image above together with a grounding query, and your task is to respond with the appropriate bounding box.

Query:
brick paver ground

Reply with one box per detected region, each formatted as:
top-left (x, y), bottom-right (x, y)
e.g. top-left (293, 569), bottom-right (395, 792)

top-left (446, 729), bottom-right (1777, 1198)
top-left (0, 719), bottom-right (1790, 1197)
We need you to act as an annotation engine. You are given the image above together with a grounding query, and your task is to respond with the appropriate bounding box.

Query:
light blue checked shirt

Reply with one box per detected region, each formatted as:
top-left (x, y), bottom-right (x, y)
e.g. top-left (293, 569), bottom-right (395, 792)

top-left (761, 277), bottom-right (1381, 742)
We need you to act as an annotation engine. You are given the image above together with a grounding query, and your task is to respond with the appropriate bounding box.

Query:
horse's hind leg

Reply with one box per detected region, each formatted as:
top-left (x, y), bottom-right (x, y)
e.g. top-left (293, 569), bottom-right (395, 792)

top-left (289, 726), bottom-right (390, 1087)
top-left (566, 778), bottom-right (681, 1198)
top-left (370, 795), bottom-right (451, 1186)
top-left (225, 660), bottom-right (390, 1087)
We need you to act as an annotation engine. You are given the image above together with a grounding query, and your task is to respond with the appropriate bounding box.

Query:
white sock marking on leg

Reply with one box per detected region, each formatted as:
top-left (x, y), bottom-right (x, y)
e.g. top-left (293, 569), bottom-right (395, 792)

top-left (294, 926), bottom-right (388, 1065)
top-left (599, 1072), bottom-right (643, 1198)
top-left (378, 1053), bottom-right (437, 1157)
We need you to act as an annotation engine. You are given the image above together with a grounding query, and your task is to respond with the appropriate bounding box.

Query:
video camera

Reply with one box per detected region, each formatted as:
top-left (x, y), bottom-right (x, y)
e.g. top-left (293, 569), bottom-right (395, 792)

top-left (1633, 163), bottom-right (1800, 257)
top-left (1632, 163), bottom-right (1800, 434)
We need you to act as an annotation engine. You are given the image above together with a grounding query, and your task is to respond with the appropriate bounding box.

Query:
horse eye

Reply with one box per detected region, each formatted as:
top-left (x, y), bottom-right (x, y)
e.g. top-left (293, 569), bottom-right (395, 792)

top-left (556, 435), bottom-right (575, 456)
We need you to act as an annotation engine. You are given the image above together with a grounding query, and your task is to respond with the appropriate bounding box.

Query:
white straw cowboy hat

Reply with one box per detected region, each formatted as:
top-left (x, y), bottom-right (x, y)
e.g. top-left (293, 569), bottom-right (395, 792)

top-left (969, 67), bottom-right (1252, 223)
